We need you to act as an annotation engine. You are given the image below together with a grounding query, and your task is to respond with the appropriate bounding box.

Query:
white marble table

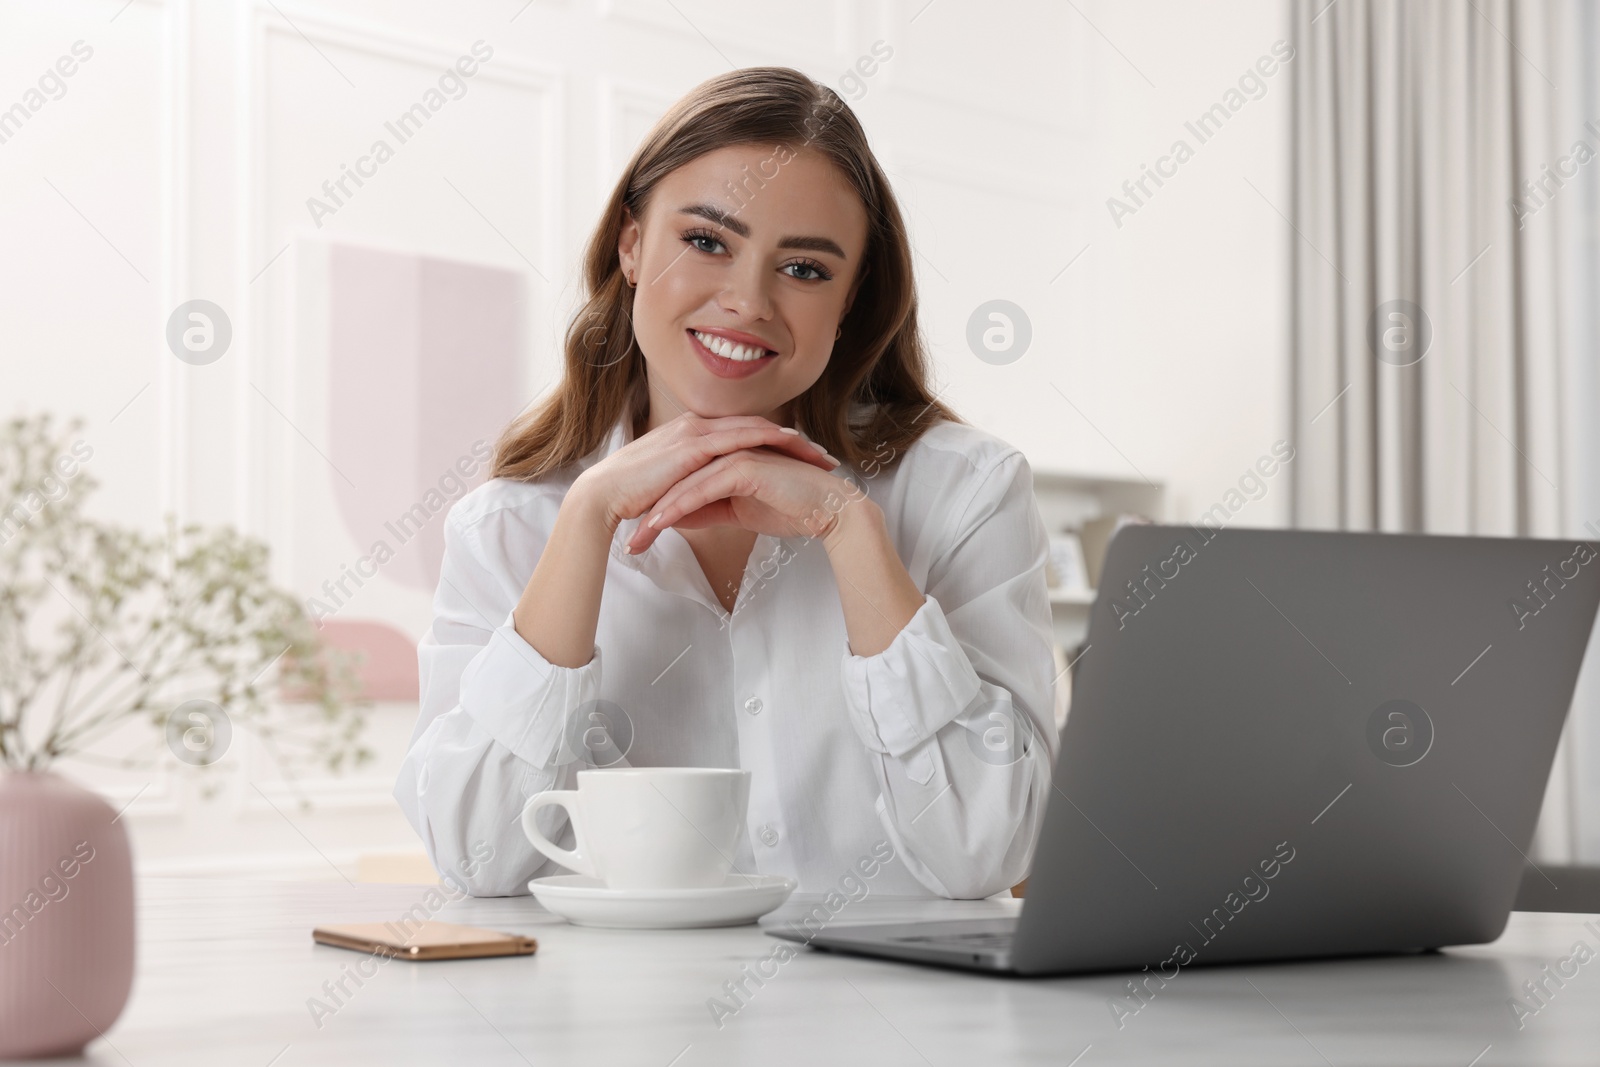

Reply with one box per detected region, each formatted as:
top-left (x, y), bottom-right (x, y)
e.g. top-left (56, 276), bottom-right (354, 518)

top-left (26, 877), bottom-right (1600, 1065)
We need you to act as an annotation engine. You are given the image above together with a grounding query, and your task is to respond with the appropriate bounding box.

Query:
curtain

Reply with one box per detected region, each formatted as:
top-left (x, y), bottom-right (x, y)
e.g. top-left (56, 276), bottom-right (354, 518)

top-left (1288, 0), bottom-right (1600, 860)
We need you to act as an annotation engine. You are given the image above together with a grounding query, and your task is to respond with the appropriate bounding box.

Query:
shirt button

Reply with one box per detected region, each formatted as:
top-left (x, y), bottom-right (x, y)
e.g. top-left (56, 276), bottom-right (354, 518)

top-left (758, 824), bottom-right (779, 847)
top-left (744, 696), bottom-right (763, 715)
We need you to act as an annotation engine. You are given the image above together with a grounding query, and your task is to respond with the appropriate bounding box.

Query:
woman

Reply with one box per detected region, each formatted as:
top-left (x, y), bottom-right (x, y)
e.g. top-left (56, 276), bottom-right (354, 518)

top-left (394, 66), bottom-right (1058, 900)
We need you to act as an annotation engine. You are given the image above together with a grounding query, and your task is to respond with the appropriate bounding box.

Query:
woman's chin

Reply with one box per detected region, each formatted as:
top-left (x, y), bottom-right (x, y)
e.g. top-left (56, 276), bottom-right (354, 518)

top-left (674, 394), bottom-right (776, 421)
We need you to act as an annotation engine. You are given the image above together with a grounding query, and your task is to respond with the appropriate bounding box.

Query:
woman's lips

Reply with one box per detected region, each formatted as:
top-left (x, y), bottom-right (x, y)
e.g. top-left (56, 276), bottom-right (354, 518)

top-left (688, 329), bottom-right (778, 380)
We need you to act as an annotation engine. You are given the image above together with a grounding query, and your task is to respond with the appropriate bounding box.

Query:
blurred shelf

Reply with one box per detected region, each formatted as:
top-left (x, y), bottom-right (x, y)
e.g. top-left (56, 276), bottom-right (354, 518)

top-left (1030, 468), bottom-right (1163, 652)
top-left (1030, 468), bottom-right (1165, 533)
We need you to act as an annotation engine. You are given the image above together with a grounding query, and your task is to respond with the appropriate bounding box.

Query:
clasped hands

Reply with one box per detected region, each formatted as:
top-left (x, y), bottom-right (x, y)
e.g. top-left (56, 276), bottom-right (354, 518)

top-left (577, 413), bottom-right (871, 557)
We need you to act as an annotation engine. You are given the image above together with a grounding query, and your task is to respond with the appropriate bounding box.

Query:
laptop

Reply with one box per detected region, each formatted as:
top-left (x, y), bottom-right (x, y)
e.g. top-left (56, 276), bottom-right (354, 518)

top-left (765, 524), bottom-right (1600, 976)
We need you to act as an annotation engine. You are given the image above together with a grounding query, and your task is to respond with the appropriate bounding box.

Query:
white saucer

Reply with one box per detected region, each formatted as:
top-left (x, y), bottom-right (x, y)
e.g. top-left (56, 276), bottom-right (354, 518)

top-left (527, 873), bottom-right (797, 929)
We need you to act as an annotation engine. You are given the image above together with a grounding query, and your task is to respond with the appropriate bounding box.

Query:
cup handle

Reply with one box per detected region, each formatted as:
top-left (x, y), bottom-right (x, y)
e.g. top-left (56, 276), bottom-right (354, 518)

top-left (520, 790), bottom-right (595, 877)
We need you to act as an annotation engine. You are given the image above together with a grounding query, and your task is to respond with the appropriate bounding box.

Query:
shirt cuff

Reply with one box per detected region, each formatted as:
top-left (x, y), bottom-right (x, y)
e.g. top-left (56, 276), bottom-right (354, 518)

top-left (458, 610), bottom-right (603, 769)
top-left (840, 593), bottom-right (984, 759)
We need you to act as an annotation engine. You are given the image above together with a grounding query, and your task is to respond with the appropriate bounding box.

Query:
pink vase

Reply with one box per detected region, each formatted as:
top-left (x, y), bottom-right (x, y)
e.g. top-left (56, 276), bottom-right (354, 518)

top-left (0, 771), bottom-right (135, 1059)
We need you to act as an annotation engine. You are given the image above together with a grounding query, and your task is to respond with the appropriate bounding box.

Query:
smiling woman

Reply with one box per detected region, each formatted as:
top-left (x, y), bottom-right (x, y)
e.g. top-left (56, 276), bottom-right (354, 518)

top-left (394, 67), bottom-right (1060, 903)
top-left (492, 67), bottom-right (951, 477)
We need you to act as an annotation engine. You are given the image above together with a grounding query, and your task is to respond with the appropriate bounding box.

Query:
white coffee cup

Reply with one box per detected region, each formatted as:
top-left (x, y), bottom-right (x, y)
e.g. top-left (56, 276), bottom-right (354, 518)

top-left (520, 768), bottom-right (751, 890)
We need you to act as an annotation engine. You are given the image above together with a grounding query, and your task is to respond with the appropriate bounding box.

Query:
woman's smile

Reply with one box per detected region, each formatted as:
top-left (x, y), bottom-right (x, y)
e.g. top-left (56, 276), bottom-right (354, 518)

top-left (687, 327), bottom-right (780, 380)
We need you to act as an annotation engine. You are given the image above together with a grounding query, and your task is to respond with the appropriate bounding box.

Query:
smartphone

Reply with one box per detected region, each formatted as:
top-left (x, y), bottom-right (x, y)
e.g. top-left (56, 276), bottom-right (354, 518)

top-left (312, 921), bottom-right (538, 961)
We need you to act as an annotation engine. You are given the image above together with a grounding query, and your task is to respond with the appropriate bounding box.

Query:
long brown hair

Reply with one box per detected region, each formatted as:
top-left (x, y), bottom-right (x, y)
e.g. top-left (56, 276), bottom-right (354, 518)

top-left (491, 66), bottom-right (961, 482)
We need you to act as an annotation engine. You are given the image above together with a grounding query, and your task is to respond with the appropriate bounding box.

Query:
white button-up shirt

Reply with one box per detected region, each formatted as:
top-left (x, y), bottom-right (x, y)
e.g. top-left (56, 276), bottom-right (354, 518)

top-left (393, 402), bottom-right (1059, 899)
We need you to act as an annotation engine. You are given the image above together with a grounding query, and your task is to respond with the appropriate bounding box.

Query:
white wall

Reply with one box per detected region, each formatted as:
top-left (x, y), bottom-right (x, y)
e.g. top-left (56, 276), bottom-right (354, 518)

top-left (0, 0), bottom-right (1291, 877)
top-left (1074, 0), bottom-right (1293, 525)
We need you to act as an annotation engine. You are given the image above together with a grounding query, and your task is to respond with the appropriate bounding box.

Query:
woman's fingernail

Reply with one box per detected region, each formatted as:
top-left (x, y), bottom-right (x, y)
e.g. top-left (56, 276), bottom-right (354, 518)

top-left (780, 427), bottom-right (800, 435)
top-left (623, 544), bottom-right (635, 555)
top-left (810, 440), bottom-right (828, 451)
top-left (824, 453), bottom-right (840, 465)
top-left (648, 513), bottom-right (662, 528)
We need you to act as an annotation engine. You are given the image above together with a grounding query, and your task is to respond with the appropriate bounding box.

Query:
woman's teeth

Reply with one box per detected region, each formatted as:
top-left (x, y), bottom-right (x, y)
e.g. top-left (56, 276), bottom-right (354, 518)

top-left (692, 330), bottom-right (771, 362)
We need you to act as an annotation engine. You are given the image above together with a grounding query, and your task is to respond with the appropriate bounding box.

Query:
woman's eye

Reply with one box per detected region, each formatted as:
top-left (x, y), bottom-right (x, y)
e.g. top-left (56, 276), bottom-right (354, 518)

top-left (683, 231), bottom-right (726, 255)
top-left (784, 261), bottom-right (832, 282)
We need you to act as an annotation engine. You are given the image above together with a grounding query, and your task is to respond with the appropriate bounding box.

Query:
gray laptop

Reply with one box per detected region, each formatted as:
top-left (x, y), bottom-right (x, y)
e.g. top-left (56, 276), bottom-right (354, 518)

top-left (765, 524), bottom-right (1600, 976)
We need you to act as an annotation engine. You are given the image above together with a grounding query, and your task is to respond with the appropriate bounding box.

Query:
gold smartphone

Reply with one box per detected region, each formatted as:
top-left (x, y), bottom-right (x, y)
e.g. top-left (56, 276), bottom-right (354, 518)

top-left (312, 921), bottom-right (538, 961)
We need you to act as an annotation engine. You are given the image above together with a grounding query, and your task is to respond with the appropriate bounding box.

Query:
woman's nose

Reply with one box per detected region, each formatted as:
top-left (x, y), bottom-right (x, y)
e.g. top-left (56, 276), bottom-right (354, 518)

top-left (718, 259), bottom-right (773, 320)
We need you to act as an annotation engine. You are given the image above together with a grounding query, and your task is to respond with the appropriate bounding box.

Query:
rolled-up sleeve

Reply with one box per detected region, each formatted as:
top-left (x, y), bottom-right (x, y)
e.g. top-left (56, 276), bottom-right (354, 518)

top-left (393, 500), bottom-right (620, 896)
top-left (459, 615), bottom-right (603, 770)
top-left (840, 593), bottom-right (984, 758)
top-left (838, 450), bottom-right (1059, 899)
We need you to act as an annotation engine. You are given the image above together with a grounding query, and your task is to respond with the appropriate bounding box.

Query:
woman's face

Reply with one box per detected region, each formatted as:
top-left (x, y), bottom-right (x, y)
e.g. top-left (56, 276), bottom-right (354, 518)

top-left (617, 144), bottom-right (870, 429)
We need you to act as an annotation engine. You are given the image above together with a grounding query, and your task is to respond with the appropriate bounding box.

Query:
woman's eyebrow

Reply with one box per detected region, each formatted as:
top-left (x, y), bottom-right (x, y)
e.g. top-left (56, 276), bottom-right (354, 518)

top-left (779, 234), bottom-right (848, 259)
top-left (678, 203), bottom-right (848, 260)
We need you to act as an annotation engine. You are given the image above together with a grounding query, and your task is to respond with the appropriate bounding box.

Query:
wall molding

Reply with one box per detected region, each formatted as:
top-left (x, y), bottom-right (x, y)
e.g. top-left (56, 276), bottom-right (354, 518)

top-left (597, 76), bottom-right (675, 185)
top-left (597, 0), bottom-right (842, 73)
top-left (241, 0), bottom-right (563, 586)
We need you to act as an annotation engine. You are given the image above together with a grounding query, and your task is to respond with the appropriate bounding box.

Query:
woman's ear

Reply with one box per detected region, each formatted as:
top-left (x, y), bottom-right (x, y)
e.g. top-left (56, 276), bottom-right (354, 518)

top-left (617, 205), bottom-right (641, 281)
